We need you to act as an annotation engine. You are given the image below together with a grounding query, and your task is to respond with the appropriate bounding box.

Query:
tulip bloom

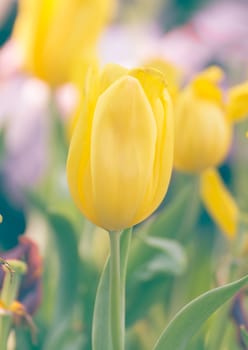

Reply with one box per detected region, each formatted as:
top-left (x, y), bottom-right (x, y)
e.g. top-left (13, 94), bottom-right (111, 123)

top-left (172, 66), bottom-right (248, 238)
top-left (174, 67), bottom-right (230, 172)
top-left (13, 0), bottom-right (114, 86)
top-left (67, 64), bottom-right (174, 231)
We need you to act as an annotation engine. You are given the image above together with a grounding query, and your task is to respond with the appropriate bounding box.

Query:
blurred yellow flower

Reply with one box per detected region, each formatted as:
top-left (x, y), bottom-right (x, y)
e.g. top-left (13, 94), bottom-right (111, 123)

top-left (174, 66), bottom-right (248, 173)
top-left (227, 81), bottom-right (248, 122)
top-left (174, 68), bottom-right (231, 173)
top-left (14, 0), bottom-right (114, 86)
top-left (172, 66), bottom-right (248, 238)
top-left (67, 64), bottom-right (174, 231)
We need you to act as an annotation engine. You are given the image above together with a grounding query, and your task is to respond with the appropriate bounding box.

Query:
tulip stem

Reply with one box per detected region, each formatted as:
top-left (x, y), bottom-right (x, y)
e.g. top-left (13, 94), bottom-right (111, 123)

top-left (109, 231), bottom-right (124, 350)
top-left (0, 260), bottom-right (27, 350)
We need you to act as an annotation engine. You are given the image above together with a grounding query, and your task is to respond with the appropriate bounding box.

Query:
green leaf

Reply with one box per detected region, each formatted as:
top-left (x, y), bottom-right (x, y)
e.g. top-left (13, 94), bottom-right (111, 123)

top-left (42, 213), bottom-right (80, 350)
top-left (145, 180), bottom-right (200, 240)
top-left (153, 274), bottom-right (248, 350)
top-left (241, 326), bottom-right (248, 347)
top-left (43, 316), bottom-right (85, 350)
top-left (128, 181), bottom-right (199, 275)
top-left (92, 228), bottom-right (132, 350)
top-left (92, 258), bottom-right (112, 350)
top-left (48, 213), bottom-right (79, 324)
top-left (133, 237), bottom-right (187, 281)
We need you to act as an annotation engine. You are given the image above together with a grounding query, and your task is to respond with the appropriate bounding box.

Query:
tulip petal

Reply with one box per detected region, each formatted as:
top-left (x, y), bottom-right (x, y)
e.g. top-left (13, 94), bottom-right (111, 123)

top-left (227, 82), bottom-right (248, 122)
top-left (200, 168), bottom-right (238, 239)
top-left (196, 66), bottom-right (224, 83)
top-left (192, 78), bottom-right (223, 105)
top-left (91, 76), bottom-right (157, 231)
top-left (99, 63), bottom-right (128, 94)
top-left (129, 68), bottom-right (174, 221)
top-left (144, 58), bottom-right (182, 99)
top-left (66, 67), bottom-right (100, 224)
top-left (68, 64), bottom-right (100, 139)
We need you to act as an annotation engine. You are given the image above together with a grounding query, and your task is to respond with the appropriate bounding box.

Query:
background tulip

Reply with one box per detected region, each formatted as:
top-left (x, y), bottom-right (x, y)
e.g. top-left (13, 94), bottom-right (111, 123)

top-left (13, 0), bottom-right (114, 86)
top-left (171, 67), bottom-right (248, 238)
top-left (174, 72), bottom-right (232, 173)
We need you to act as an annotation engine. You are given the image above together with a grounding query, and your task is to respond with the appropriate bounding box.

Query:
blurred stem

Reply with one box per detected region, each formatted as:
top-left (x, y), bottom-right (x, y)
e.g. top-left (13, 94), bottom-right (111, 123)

top-left (109, 231), bottom-right (124, 350)
top-left (0, 260), bottom-right (27, 350)
top-left (206, 235), bottom-right (241, 350)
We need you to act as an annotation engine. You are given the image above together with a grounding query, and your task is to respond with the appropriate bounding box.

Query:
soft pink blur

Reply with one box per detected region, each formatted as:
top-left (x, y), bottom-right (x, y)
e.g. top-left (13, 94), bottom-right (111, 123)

top-left (0, 44), bottom-right (51, 201)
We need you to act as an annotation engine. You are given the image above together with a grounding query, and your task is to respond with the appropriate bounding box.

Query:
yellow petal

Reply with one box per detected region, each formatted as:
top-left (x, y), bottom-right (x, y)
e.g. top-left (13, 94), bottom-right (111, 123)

top-left (196, 66), bottom-right (224, 83)
top-left (67, 64), bottom-right (100, 140)
top-left (200, 168), bottom-right (238, 239)
top-left (66, 67), bottom-right (100, 225)
top-left (227, 82), bottom-right (248, 122)
top-left (129, 68), bottom-right (174, 222)
top-left (90, 76), bottom-right (157, 231)
top-left (99, 63), bottom-right (128, 95)
top-left (192, 78), bottom-right (223, 105)
top-left (144, 58), bottom-right (182, 99)
top-left (190, 66), bottom-right (224, 106)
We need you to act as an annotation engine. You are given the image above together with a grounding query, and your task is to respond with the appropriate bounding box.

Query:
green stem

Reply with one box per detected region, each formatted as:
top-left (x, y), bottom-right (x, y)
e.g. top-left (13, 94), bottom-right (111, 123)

top-left (0, 260), bottom-right (27, 350)
top-left (109, 231), bottom-right (124, 350)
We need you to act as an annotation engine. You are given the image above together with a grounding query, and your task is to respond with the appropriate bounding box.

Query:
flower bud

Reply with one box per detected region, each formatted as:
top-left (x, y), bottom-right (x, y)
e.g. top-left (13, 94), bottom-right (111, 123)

top-left (174, 74), bottom-right (232, 172)
top-left (67, 64), bottom-right (174, 231)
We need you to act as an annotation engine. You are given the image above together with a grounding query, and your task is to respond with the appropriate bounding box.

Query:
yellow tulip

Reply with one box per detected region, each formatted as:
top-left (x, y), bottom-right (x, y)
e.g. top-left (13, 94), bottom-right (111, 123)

top-left (174, 70), bottom-right (232, 173)
top-left (172, 66), bottom-right (248, 239)
top-left (14, 0), bottom-right (114, 86)
top-left (66, 64), bottom-right (174, 231)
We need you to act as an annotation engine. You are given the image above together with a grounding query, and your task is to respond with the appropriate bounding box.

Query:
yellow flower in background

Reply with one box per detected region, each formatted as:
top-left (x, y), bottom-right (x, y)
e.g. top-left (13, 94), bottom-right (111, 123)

top-left (172, 66), bottom-right (248, 238)
top-left (227, 81), bottom-right (248, 122)
top-left (67, 64), bottom-right (174, 231)
top-left (174, 67), bottom-right (231, 173)
top-left (13, 0), bottom-right (114, 86)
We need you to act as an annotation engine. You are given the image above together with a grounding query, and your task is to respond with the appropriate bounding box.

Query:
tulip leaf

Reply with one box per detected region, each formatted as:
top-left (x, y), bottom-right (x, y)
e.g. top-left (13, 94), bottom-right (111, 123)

top-left (153, 274), bottom-right (248, 350)
top-left (47, 213), bottom-right (79, 323)
top-left (129, 181), bottom-right (199, 275)
top-left (92, 228), bottom-right (132, 350)
top-left (133, 237), bottom-right (187, 281)
top-left (42, 316), bottom-right (85, 350)
top-left (145, 180), bottom-right (200, 240)
top-left (241, 326), bottom-right (248, 347)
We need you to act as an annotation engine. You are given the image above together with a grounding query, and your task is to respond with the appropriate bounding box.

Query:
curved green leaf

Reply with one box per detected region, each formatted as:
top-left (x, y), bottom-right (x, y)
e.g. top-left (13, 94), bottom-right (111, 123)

top-left (128, 181), bottom-right (199, 275)
top-left (146, 180), bottom-right (200, 240)
top-left (153, 274), bottom-right (248, 350)
top-left (48, 213), bottom-right (79, 323)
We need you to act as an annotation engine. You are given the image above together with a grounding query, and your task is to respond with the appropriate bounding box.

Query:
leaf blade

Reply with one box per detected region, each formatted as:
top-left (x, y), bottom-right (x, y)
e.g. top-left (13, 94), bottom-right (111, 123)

top-left (153, 275), bottom-right (248, 350)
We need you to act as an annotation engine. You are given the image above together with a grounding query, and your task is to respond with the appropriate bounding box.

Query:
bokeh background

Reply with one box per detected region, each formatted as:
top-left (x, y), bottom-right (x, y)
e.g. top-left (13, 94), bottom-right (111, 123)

top-left (0, 0), bottom-right (248, 349)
